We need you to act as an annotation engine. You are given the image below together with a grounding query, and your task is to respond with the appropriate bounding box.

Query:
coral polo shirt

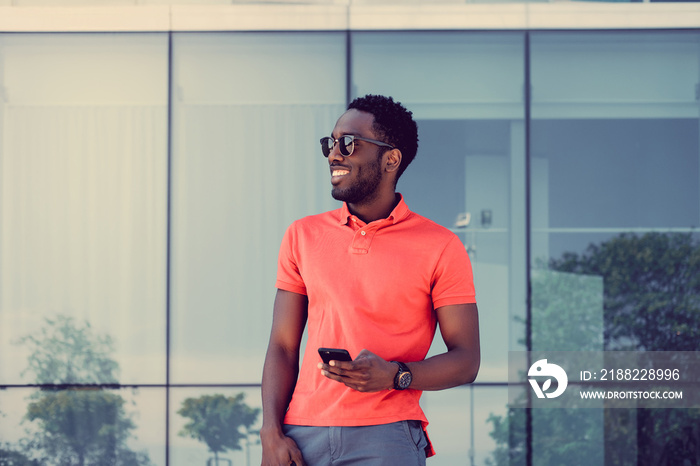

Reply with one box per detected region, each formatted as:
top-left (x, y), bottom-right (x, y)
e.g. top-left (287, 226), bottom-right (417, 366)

top-left (275, 195), bottom-right (476, 449)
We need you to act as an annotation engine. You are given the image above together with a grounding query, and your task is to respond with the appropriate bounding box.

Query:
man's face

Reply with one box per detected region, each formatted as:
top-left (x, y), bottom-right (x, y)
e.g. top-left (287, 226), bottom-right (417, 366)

top-left (328, 109), bottom-right (386, 205)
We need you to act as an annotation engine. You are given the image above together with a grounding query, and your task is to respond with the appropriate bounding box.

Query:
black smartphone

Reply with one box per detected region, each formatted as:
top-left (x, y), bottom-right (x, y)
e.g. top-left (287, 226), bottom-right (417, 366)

top-left (318, 347), bottom-right (352, 364)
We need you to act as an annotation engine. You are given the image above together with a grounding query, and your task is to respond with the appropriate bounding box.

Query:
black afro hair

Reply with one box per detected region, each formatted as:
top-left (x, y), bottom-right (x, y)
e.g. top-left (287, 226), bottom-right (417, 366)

top-left (348, 94), bottom-right (418, 183)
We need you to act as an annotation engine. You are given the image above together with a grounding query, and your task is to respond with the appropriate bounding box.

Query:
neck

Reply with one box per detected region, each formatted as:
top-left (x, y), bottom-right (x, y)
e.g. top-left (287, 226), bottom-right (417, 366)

top-left (348, 191), bottom-right (400, 224)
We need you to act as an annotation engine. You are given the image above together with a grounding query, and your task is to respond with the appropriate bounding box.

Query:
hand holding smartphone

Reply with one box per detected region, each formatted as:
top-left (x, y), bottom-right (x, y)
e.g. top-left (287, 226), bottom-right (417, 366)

top-left (318, 347), bottom-right (352, 364)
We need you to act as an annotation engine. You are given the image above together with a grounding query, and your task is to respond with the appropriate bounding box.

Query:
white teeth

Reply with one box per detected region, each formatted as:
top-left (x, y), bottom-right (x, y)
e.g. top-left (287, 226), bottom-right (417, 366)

top-left (332, 170), bottom-right (349, 176)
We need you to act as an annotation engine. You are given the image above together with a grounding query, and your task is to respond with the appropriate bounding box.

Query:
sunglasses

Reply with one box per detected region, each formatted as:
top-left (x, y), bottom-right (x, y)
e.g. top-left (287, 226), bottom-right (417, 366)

top-left (320, 135), bottom-right (395, 157)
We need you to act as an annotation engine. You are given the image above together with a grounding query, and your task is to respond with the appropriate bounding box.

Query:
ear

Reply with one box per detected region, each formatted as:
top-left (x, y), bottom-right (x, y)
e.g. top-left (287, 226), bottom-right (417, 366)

top-left (384, 148), bottom-right (402, 175)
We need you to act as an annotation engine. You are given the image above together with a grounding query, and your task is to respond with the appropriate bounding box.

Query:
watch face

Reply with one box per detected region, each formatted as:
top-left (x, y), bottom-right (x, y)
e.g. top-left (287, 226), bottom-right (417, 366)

top-left (398, 372), bottom-right (412, 389)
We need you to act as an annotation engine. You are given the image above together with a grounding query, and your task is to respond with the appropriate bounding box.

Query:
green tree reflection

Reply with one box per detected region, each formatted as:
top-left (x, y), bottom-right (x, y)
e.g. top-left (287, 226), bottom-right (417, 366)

top-left (18, 315), bottom-right (118, 385)
top-left (0, 440), bottom-right (41, 466)
top-left (15, 316), bottom-right (152, 466)
top-left (550, 232), bottom-right (700, 351)
top-left (178, 393), bottom-right (260, 466)
top-left (487, 232), bottom-right (700, 466)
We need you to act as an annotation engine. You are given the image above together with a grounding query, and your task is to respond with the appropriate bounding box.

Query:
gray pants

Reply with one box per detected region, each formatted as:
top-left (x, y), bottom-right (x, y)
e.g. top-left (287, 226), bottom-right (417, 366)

top-left (283, 420), bottom-right (428, 466)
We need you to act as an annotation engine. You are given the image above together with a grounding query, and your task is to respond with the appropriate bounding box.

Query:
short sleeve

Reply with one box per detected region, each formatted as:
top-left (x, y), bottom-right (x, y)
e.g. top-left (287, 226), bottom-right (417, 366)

top-left (431, 234), bottom-right (476, 309)
top-left (275, 222), bottom-right (308, 295)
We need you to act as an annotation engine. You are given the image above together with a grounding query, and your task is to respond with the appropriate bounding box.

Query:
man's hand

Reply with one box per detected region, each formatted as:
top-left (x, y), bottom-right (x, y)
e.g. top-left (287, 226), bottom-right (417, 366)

top-left (318, 349), bottom-right (398, 392)
top-left (260, 426), bottom-right (305, 466)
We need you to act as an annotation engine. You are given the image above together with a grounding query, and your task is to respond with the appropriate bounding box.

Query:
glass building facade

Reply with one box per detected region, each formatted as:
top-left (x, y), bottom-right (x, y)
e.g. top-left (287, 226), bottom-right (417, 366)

top-left (0, 9), bottom-right (698, 465)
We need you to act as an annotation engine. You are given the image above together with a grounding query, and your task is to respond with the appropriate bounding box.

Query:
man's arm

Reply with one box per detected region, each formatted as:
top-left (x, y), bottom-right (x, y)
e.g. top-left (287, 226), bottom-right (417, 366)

top-left (408, 302), bottom-right (480, 389)
top-left (261, 289), bottom-right (309, 466)
top-left (319, 303), bottom-right (480, 392)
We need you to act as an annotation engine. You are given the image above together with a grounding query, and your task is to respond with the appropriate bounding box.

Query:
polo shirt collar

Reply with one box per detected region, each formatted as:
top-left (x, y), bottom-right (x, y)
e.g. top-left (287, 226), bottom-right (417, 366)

top-left (338, 193), bottom-right (411, 226)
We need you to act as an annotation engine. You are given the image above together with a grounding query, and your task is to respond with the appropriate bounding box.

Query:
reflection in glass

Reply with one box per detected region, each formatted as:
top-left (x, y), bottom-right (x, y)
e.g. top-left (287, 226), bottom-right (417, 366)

top-left (26, 390), bottom-right (152, 466)
top-left (178, 393), bottom-right (260, 466)
top-left (530, 269), bottom-right (603, 352)
top-left (486, 406), bottom-right (604, 466)
top-left (17, 315), bottom-right (119, 385)
top-left (420, 388), bottom-right (470, 465)
top-left (545, 233), bottom-right (700, 464)
top-left (531, 31), bottom-right (700, 466)
top-left (0, 387), bottom-right (164, 466)
top-left (0, 33), bottom-right (169, 386)
top-left (548, 232), bottom-right (700, 352)
top-left (1, 316), bottom-right (164, 465)
top-left (171, 388), bottom-right (262, 466)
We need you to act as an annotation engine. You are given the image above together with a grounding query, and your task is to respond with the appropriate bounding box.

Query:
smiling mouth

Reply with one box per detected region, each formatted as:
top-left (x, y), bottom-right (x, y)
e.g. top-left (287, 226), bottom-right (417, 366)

top-left (332, 169), bottom-right (350, 176)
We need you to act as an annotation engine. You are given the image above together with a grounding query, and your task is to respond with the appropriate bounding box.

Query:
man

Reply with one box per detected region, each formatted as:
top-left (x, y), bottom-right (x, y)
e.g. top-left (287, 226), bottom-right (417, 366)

top-left (261, 94), bottom-right (480, 466)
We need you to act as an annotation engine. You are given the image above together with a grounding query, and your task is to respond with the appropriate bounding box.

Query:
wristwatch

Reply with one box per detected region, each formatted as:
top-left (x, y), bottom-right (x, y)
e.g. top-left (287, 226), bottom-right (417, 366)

top-left (392, 361), bottom-right (412, 390)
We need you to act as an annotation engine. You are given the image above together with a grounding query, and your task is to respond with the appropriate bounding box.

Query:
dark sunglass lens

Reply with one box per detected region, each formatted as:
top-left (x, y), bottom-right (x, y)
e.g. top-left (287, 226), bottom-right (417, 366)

top-left (320, 137), bottom-right (332, 157)
top-left (339, 136), bottom-right (354, 156)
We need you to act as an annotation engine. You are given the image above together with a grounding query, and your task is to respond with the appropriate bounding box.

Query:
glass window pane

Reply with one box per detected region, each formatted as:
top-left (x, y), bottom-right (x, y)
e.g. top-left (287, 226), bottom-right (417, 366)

top-left (531, 32), bottom-right (700, 260)
top-left (531, 30), bottom-right (700, 349)
top-left (0, 387), bottom-right (165, 465)
top-left (531, 31), bottom-right (700, 466)
top-left (0, 33), bottom-right (169, 386)
top-left (170, 32), bottom-right (346, 384)
top-left (169, 387), bottom-right (262, 466)
top-left (353, 31), bottom-right (526, 382)
top-left (422, 386), bottom-right (509, 465)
